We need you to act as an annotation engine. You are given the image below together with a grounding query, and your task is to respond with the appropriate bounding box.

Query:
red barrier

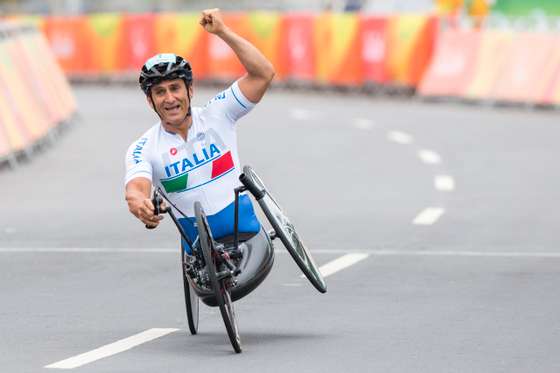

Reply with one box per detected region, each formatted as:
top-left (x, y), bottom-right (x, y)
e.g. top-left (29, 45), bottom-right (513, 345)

top-left (418, 29), bottom-right (481, 96)
top-left (207, 13), bottom-right (247, 80)
top-left (360, 16), bottom-right (389, 84)
top-left (491, 33), bottom-right (558, 103)
top-left (120, 14), bottom-right (157, 72)
top-left (278, 13), bottom-right (315, 81)
top-left (43, 16), bottom-right (89, 74)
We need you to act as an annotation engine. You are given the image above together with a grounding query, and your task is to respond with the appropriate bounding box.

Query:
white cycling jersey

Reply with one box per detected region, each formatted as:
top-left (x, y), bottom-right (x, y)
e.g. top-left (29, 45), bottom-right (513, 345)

top-left (125, 81), bottom-right (255, 219)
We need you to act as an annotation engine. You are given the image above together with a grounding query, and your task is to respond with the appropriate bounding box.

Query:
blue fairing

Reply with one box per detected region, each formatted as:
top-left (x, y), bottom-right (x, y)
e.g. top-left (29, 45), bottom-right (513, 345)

top-left (179, 194), bottom-right (261, 254)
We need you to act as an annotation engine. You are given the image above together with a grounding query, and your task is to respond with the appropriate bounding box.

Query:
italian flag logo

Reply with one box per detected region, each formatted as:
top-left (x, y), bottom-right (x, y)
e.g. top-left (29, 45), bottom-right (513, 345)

top-left (161, 151), bottom-right (234, 193)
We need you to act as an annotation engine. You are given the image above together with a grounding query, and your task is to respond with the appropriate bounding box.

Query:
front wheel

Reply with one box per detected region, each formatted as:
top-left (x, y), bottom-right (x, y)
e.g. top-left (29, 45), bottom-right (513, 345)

top-left (195, 202), bottom-right (242, 353)
top-left (241, 165), bottom-right (327, 293)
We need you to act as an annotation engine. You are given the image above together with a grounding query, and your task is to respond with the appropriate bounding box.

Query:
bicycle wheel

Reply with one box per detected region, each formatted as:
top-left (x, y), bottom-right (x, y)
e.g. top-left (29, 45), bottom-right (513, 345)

top-left (181, 248), bottom-right (199, 335)
top-left (241, 166), bottom-right (327, 293)
top-left (195, 202), bottom-right (242, 353)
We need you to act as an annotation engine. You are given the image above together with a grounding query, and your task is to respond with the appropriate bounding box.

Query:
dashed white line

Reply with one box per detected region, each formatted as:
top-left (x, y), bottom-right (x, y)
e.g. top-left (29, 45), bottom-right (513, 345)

top-left (418, 149), bottom-right (441, 164)
top-left (353, 118), bottom-right (374, 130)
top-left (435, 175), bottom-right (455, 191)
top-left (45, 328), bottom-right (179, 369)
top-left (387, 131), bottom-right (413, 144)
top-left (310, 253), bottom-right (369, 278)
top-left (290, 108), bottom-right (315, 121)
top-left (413, 208), bottom-right (445, 225)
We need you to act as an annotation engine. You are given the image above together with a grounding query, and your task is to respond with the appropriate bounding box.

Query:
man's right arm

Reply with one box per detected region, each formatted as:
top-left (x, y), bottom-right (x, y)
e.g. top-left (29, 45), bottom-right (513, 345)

top-left (125, 177), bottom-right (163, 228)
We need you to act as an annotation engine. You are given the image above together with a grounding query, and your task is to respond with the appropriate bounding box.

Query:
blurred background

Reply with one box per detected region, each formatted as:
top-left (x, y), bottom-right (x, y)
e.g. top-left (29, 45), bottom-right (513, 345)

top-left (2, 0), bottom-right (560, 166)
top-left (2, 2), bottom-right (560, 372)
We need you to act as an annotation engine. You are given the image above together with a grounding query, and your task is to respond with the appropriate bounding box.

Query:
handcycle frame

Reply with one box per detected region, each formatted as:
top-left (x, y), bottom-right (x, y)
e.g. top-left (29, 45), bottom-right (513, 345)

top-left (151, 165), bottom-right (327, 353)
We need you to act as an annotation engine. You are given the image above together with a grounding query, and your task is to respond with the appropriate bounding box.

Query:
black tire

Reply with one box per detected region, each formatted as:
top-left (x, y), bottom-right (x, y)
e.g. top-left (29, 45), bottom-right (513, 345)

top-left (195, 202), bottom-right (242, 353)
top-left (181, 248), bottom-right (199, 335)
top-left (241, 166), bottom-right (327, 293)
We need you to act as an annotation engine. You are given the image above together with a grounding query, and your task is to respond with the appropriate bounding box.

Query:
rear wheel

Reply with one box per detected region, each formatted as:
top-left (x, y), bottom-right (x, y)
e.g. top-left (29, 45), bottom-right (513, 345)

top-left (181, 248), bottom-right (199, 335)
top-left (195, 202), bottom-right (242, 353)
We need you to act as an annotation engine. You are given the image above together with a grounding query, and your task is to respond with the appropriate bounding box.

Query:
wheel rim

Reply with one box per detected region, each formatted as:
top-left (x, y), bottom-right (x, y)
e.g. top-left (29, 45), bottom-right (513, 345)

top-left (261, 193), bottom-right (327, 293)
top-left (195, 202), bottom-right (242, 353)
top-left (182, 249), bottom-right (199, 335)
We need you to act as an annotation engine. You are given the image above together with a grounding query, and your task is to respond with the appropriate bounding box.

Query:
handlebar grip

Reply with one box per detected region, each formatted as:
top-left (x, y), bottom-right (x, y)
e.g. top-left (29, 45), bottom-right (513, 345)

top-left (239, 173), bottom-right (265, 200)
top-left (145, 192), bottom-right (164, 229)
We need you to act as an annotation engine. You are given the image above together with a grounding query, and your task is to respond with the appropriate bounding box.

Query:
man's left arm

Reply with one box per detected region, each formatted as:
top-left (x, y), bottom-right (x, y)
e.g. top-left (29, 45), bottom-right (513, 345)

top-left (200, 8), bottom-right (275, 103)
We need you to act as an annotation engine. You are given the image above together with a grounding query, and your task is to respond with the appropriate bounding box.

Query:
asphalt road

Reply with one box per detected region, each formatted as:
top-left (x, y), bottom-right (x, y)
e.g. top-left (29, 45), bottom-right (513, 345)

top-left (1, 84), bottom-right (559, 372)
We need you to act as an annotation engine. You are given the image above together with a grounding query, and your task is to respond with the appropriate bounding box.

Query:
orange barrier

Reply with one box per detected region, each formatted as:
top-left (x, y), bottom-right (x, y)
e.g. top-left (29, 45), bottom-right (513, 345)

top-left (386, 14), bottom-right (438, 86)
top-left (278, 13), bottom-right (315, 81)
top-left (0, 22), bottom-right (76, 163)
top-left (422, 27), bottom-right (560, 106)
top-left (314, 12), bottom-right (362, 86)
top-left (246, 12), bottom-right (284, 80)
top-left (0, 120), bottom-right (10, 159)
top-left (85, 13), bottom-right (122, 74)
top-left (418, 29), bottom-right (481, 97)
top-left (542, 36), bottom-right (560, 105)
top-left (34, 31), bottom-right (77, 120)
top-left (490, 32), bottom-right (558, 103)
top-left (38, 12), bottom-right (441, 89)
top-left (0, 32), bottom-right (32, 155)
top-left (154, 12), bottom-right (208, 80)
top-left (0, 34), bottom-right (48, 141)
top-left (464, 30), bottom-right (513, 100)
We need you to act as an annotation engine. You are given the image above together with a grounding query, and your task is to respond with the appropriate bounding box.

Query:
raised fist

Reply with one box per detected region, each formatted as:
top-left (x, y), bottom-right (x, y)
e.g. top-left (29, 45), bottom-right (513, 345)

top-left (199, 8), bottom-right (227, 35)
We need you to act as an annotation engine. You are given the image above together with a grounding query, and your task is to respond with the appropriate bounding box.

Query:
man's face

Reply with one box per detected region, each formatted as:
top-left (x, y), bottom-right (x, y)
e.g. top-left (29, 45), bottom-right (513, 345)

top-left (149, 78), bottom-right (192, 126)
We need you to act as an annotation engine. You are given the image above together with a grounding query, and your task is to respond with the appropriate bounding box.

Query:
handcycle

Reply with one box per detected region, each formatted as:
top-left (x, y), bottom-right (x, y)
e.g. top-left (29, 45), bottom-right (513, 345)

top-left (150, 165), bottom-right (327, 353)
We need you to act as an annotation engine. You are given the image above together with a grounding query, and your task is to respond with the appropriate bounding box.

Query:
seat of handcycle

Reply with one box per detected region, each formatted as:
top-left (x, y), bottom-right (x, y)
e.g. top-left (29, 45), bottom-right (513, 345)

top-left (199, 227), bottom-right (275, 307)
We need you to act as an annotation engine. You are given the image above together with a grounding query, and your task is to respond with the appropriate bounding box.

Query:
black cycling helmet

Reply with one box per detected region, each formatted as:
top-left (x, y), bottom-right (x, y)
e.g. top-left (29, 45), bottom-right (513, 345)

top-left (139, 53), bottom-right (193, 95)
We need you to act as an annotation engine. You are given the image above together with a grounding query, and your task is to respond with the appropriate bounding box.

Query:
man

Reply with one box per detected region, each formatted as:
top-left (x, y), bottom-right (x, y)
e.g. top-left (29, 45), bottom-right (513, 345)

top-left (124, 9), bottom-right (275, 252)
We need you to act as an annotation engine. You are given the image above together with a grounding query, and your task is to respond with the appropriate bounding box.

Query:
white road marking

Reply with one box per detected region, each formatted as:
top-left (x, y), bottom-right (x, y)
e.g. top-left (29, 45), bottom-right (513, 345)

top-left (0, 248), bottom-right (179, 253)
top-left (435, 175), bottom-right (455, 191)
top-left (413, 208), bottom-right (445, 225)
top-left (418, 149), bottom-right (441, 164)
top-left (387, 131), bottom-right (413, 144)
top-left (353, 118), bottom-right (374, 130)
top-left (290, 108), bottom-right (315, 121)
top-left (307, 253), bottom-right (369, 278)
top-left (45, 328), bottom-right (179, 369)
top-left (4, 248), bottom-right (560, 258)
